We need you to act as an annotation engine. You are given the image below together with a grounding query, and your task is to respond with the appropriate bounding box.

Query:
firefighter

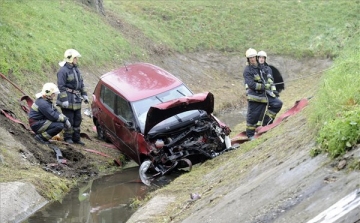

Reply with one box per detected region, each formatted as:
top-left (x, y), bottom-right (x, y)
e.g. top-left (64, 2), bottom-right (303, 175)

top-left (257, 50), bottom-right (283, 126)
top-left (56, 49), bottom-right (89, 145)
top-left (243, 48), bottom-right (268, 140)
top-left (29, 83), bottom-right (71, 144)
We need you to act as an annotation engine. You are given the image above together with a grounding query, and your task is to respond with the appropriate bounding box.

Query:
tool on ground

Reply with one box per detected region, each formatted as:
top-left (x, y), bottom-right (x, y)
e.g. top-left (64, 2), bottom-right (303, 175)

top-left (48, 144), bottom-right (67, 164)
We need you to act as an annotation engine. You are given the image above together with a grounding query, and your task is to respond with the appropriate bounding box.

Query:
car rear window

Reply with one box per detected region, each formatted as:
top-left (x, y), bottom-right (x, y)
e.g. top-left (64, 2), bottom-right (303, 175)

top-left (100, 85), bottom-right (115, 113)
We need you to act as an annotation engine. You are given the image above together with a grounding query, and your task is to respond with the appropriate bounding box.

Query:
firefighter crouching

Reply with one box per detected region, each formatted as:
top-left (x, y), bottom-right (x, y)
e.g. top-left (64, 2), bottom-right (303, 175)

top-left (29, 83), bottom-right (71, 144)
top-left (56, 49), bottom-right (89, 145)
top-left (243, 48), bottom-right (281, 140)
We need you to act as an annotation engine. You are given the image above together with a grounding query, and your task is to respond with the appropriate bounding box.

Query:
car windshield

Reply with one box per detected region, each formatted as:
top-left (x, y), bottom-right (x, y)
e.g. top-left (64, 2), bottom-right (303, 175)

top-left (132, 84), bottom-right (195, 133)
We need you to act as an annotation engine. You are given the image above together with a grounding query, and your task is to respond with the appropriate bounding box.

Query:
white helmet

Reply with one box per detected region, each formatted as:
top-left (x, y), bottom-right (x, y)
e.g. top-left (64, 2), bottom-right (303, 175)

top-left (245, 48), bottom-right (257, 58)
top-left (64, 49), bottom-right (81, 63)
top-left (257, 50), bottom-right (267, 58)
top-left (41, 83), bottom-right (60, 96)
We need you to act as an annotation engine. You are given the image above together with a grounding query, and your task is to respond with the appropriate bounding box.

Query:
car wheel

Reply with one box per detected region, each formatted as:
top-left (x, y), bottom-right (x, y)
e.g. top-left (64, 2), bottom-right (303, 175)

top-left (139, 160), bottom-right (159, 186)
top-left (96, 121), bottom-right (105, 141)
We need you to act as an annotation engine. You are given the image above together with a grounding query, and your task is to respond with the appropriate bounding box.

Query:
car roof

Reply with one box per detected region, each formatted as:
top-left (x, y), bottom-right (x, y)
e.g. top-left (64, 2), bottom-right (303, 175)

top-left (100, 63), bottom-right (184, 102)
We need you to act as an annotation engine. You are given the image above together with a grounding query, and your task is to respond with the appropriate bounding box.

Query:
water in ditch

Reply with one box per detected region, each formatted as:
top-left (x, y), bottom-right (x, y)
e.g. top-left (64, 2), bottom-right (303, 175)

top-left (22, 166), bottom-right (176, 223)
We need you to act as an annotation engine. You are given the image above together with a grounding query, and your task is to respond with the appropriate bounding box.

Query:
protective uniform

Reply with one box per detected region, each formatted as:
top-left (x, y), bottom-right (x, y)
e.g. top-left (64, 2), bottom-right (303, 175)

top-left (29, 83), bottom-right (69, 144)
top-left (56, 49), bottom-right (88, 145)
top-left (257, 51), bottom-right (283, 126)
top-left (243, 64), bottom-right (263, 137)
top-left (243, 48), bottom-right (283, 139)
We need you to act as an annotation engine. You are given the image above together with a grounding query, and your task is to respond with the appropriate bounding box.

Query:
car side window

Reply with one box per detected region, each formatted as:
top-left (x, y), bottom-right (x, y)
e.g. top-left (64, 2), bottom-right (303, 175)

top-left (115, 96), bottom-right (133, 121)
top-left (100, 85), bottom-right (115, 113)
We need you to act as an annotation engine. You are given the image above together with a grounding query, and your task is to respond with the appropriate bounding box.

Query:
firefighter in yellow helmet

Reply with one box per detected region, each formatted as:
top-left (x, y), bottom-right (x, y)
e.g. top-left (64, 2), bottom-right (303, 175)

top-left (56, 49), bottom-right (88, 145)
top-left (29, 83), bottom-right (71, 144)
top-left (257, 50), bottom-right (283, 126)
top-left (243, 48), bottom-right (269, 140)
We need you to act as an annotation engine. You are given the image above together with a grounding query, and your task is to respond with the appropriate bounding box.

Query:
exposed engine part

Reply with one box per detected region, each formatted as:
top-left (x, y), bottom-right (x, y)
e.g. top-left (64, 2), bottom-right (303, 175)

top-left (141, 116), bottom-right (234, 185)
top-left (155, 139), bottom-right (164, 149)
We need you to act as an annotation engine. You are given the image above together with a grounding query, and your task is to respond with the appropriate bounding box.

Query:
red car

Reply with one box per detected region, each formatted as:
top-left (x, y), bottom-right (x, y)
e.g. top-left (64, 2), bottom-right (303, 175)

top-left (91, 63), bottom-right (232, 185)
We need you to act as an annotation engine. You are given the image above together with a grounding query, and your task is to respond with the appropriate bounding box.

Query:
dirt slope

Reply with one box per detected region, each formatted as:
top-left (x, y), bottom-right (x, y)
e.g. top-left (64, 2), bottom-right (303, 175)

top-left (176, 113), bottom-right (360, 223)
top-left (128, 111), bottom-right (360, 222)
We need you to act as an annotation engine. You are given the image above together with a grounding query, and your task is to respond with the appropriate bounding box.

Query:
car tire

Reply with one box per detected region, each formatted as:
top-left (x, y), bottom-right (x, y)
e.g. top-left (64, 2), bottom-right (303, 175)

top-left (139, 160), bottom-right (155, 186)
top-left (95, 121), bottom-right (105, 141)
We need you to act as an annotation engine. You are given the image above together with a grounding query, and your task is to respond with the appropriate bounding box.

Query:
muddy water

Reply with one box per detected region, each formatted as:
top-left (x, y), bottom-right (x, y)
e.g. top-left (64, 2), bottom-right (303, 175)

top-left (217, 107), bottom-right (247, 129)
top-left (22, 166), bottom-right (177, 223)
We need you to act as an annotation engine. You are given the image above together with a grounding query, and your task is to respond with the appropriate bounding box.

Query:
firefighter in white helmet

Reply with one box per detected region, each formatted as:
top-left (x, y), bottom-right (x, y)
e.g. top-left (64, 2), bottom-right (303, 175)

top-left (242, 48), bottom-right (269, 140)
top-left (56, 49), bottom-right (88, 145)
top-left (257, 50), bottom-right (283, 126)
top-left (29, 83), bottom-right (71, 144)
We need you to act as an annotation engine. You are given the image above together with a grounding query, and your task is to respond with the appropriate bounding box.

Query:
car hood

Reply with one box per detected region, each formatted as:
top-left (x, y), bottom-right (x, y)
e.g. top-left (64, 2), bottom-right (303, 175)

top-left (144, 92), bottom-right (214, 136)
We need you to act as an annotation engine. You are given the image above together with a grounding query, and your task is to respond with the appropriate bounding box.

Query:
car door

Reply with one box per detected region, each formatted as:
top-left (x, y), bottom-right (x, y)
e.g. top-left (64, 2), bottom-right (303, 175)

top-left (113, 95), bottom-right (140, 163)
top-left (98, 85), bottom-right (117, 142)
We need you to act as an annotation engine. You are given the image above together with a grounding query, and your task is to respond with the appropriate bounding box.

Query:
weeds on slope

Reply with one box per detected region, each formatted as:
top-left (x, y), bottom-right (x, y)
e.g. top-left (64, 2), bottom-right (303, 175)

top-left (310, 48), bottom-right (360, 158)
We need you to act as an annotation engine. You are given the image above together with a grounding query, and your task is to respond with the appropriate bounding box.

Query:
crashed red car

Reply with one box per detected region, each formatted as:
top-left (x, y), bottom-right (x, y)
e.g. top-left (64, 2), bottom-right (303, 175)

top-left (91, 63), bottom-right (232, 185)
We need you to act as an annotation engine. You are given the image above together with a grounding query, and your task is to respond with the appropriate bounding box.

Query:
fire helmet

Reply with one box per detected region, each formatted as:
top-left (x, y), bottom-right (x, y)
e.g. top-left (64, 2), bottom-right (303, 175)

top-left (41, 83), bottom-right (60, 96)
top-left (257, 50), bottom-right (267, 58)
top-left (64, 49), bottom-right (81, 63)
top-left (245, 48), bottom-right (257, 58)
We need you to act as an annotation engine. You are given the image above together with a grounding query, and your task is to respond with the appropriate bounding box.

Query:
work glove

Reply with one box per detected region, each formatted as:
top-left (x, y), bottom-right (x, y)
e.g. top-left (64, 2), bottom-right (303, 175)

top-left (82, 95), bottom-right (89, 104)
top-left (62, 101), bottom-right (69, 108)
top-left (64, 119), bottom-right (71, 129)
top-left (264, 83), bottom-right (271, 90)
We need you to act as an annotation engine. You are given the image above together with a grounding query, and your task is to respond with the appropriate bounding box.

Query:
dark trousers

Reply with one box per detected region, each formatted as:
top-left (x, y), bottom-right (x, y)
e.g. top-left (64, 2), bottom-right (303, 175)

top-left (262, 97), bottom-right (283, 126)
top-left (30, 120), bottom-right (64, 140)
top-left (62, 108), bottom-right (82, 141)
top-left (246, 101), bottom-right (267, 138)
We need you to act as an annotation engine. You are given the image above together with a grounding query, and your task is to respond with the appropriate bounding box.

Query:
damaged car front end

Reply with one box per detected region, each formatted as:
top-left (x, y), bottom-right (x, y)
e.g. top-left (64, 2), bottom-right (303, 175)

top-left (138, 92), bottom-right (232, 185)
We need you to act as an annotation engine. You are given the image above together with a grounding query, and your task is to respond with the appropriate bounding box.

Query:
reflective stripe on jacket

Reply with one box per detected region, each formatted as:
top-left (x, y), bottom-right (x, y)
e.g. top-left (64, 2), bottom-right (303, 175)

top-left (243, 64), bottom-right (268, 103)
top-left (56, 62), bottom-right (87, 110)
top-left (29, 97), bottom-right (65, 123)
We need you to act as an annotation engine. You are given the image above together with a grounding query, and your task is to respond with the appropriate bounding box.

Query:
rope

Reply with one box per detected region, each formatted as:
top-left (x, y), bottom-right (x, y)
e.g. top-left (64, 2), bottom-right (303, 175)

top-left (0, 72), bottom-right (28, 95)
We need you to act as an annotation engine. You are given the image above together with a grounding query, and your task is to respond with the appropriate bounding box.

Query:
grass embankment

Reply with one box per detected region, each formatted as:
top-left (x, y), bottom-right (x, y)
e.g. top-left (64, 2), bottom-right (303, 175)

top-left (1, 1), bottom-right (358, 80)
top-left (0, 1), bottom-right (142, 85)
top-left (310, 47), bottom-right (360, 158)
top-left (0, 0), bottom-right (359, 202)
top-left (105, 0), bottom-right (357, 58)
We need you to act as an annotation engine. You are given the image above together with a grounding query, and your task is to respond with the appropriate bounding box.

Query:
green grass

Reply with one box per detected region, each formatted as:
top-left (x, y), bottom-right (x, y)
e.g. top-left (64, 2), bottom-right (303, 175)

top-left (316, 106), bottom-right (360, 158)
top-left (310, 48), bottom-right (360, 123)
top-left (105, 0), bottom-right (359, 57)
top-left (309, 46), bottom-right (360, 157)
top-left (1, 0), bottom-right (359, 80)
top-left (0, 0), bottom-right (143, 80)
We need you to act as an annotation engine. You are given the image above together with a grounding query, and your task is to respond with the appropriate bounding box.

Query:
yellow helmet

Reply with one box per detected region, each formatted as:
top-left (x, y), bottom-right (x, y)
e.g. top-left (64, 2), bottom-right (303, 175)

top-left (245, 48), bottom-right (257, 58)
top-left (41, 83), bottom-right (60, 96)
top-left (64, 49), bottom-right (81, 63)
top-left (257, 50), bottom-right (267, 58)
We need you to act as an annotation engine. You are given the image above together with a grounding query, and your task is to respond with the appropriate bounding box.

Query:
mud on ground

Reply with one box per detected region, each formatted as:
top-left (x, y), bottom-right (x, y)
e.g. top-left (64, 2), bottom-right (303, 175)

top-left (0, 107), bottom-right (118, 178)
